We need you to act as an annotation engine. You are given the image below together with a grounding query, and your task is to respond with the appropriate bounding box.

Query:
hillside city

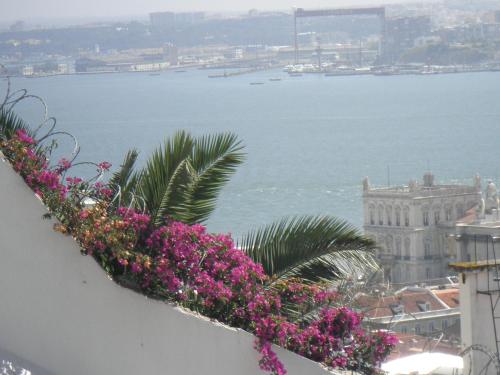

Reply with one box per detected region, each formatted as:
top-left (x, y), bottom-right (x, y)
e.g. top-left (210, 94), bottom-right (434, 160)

top-left (1, 0), bottom-right (500, 77)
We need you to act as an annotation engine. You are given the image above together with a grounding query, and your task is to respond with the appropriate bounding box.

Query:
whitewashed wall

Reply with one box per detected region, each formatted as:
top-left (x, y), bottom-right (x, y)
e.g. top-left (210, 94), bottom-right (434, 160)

top-left (0, 158), bottom-right (332, 375)
top-left (460, 270), bottom-right (499, 375)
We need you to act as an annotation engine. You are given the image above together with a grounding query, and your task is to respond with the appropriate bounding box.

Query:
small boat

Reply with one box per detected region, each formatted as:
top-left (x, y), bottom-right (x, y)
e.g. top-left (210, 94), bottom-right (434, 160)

top-left (250, 82), bottom-right (264, 85)
top-left (149, 73), bottom-right (161, 76)
top-left (174, 70), bottom-right (187, 73)
top-left (289, 73), bottom-right (302, 77)
top-left (269, 78), bottom-right (282, 81)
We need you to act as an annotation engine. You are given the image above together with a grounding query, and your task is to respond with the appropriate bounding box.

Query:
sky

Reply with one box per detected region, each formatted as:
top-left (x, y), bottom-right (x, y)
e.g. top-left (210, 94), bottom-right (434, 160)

top-left (1, 0), bottom-right (429, 24)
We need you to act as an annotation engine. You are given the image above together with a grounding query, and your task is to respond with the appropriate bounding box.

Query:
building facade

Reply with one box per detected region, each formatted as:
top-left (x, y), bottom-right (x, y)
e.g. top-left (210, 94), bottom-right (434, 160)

top-left (363, 173), bottom-right (481, 284)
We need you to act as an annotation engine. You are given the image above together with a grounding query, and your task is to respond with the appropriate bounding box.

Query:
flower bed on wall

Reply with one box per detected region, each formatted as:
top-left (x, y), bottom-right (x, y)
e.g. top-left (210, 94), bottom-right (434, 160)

top-left (0, 124), bottom-right (396, 375)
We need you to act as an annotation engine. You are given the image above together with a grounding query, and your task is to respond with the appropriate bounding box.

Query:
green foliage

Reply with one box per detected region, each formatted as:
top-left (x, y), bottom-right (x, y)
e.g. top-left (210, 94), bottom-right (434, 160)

top-left (0, 109), bottom-right (32, 140)
top-left (240, 215), bottom-right (379, 284)
top-left (110, 131), bottom-right (245, 226)
top-left (109, 149), bottom-right (140, 207)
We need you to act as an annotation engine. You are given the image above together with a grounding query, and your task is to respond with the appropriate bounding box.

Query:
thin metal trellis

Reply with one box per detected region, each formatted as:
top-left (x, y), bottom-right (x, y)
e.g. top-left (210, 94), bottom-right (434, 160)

top-left (0, 64), bottom-right (118, 205)
top-left (461, 344), bottom-right (500, 375)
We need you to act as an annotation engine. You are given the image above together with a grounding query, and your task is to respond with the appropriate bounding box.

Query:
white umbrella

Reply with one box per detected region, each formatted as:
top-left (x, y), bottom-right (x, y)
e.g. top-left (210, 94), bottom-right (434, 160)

top-left (382, 352), bottom-right (463, 375)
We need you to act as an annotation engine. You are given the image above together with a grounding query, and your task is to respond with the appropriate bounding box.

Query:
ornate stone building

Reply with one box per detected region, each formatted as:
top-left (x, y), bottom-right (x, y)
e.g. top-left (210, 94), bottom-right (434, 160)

top-left (363, 173), bottom-right (482, 284)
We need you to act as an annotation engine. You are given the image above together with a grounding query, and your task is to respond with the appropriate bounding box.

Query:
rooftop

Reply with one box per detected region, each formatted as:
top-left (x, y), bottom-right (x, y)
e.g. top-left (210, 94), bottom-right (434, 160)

top-left (431, 289), bottom-right (459, 309)
top-left (355, 287), bottom-right (455, 319)
top-left (363, 173), bottom-right (480, 198)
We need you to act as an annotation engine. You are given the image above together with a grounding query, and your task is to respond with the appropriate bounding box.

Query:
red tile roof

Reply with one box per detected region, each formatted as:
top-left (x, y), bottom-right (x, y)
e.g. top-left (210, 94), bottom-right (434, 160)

top-left (432, 289), bottom-right (459, 308)
top-left (355, 289), bottom-right (447, 318)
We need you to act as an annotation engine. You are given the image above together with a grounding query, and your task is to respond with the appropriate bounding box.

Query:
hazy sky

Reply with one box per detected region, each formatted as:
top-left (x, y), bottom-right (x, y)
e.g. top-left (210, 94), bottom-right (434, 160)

top-left (2, 0), bottom-right (425, 23)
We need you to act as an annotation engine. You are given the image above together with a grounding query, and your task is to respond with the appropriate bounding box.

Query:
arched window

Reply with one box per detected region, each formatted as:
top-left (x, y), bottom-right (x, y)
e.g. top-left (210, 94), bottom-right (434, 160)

top-left (434, 210), bottom-right (440, 224)
top-left (369, 204), bottom-right (375, 225)
top-left (386, 206), bottom-right (393, 226)
top-left (404, 207), bottom-right (410, 226)
top-left (395, 206), bottom-right (401, 226)
top-left (378, 205), bottom-right (384, 225)
top-left (422, 206), bottom-right (430, 226)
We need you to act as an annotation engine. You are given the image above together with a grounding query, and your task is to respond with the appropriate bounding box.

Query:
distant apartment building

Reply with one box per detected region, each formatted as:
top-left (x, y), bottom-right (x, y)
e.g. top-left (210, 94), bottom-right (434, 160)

top-left (382, 16), bottom-right (432, 63)
top-left (130, 62), bottom-right (169, 72)
top-left (363, 173), bottom-right (481, 283)
top-left (21, 65), bottom-right (34, 76)
top-left (174, 12), bottom-right (205, 27)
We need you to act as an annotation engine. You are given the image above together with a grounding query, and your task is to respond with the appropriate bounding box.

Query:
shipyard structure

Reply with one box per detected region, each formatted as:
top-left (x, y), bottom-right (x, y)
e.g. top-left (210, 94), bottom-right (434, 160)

top-left (363, 172), bottom-right (482, 284)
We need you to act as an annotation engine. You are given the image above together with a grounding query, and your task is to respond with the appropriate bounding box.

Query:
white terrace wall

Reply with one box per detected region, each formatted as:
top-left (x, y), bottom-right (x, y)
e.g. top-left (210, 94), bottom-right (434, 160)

top-left (0, 158), bottom-right (332, 375)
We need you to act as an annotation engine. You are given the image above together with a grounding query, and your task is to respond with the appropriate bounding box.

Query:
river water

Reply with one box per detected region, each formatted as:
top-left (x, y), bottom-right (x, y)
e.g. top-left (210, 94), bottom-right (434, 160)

top-left (8, 69), bottom-right (500, 238)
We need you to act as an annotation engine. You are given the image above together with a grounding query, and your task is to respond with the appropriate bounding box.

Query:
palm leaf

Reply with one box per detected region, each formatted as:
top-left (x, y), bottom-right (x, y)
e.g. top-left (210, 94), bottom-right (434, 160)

top-left (153, 157), bottom-right (193, 225)
top-left (108, 149), bottom-right (140, 207)
top-left (137, 131), bottom-right (194, 222)
top-left (184, 133), bottom-right (245, 224)
top-left (240, 215), bottom-right (378, 284)
top-left (0, 109), bottom-right (31, 140)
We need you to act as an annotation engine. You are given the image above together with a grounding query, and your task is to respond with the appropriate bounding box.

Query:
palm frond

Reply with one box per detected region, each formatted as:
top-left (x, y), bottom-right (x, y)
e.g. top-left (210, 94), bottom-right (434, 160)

top-left (108, 149), bottom-right (140, 207)
top-left (184, 133), bottom-right (245, 224)
top-left (240, 215), bottom-right (378, 284)
top-left (138, 131), bottom-right (194, 222)
top-left (153, 157), bottom-right (193, 225)
top-left (0, 109), bottom-right (31, 140)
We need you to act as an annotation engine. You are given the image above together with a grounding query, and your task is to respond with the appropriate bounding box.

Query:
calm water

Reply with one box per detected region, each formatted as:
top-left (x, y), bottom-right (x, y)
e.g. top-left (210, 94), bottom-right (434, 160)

top-left (8, 69), bottom-right (500, 237)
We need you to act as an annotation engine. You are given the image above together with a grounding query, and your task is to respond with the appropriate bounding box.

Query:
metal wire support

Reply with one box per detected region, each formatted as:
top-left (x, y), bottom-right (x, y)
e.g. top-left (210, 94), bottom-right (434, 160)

top-left (461, 344), bottom-right (500, 375)
top-left (0, 64), bottom-right (118, 204)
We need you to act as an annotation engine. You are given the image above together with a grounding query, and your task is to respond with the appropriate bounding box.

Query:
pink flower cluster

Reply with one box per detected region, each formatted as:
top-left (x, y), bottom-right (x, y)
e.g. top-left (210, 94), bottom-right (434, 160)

top-left (0, 128), bottom-right (397, 375)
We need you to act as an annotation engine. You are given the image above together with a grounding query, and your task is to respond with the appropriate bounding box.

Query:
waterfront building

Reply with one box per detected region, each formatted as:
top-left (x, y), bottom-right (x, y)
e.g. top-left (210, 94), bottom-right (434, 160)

top-left (363, 173), bottom-right (481, 284)
top-left (21, 65), bottom-right (34, 76)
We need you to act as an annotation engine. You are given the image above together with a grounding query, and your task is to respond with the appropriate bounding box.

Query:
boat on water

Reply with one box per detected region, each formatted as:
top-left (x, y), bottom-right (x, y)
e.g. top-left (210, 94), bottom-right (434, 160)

top-left (269, 78), bottom-right (282, 81)
top-left (250, 82), bottom-right (264, 85)
top-left (149, 73), bottom-right (161, 76)
top-left (208, 70), bottom-right (229, 78)
top-left (174, 70), bottom-right (187, 73)
top-left (289, 73), bottom-right (302, 77)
